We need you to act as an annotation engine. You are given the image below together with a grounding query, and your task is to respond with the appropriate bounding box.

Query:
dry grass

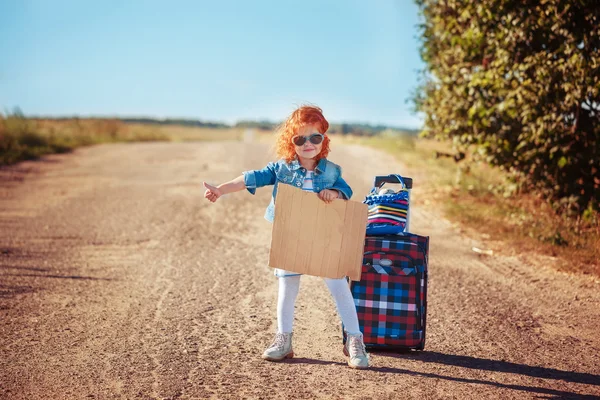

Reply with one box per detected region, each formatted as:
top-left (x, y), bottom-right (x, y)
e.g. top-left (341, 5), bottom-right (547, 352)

top-left (127, 124), bottom-right (244, 142)
top-left (36, 118), bottom-right (170, 142)
top-left (344, 133), bottom-right (599, 277)
top-left (0, 116), bottom-right (170, 165)
top-left (0, 115), bottom-right (245, 166)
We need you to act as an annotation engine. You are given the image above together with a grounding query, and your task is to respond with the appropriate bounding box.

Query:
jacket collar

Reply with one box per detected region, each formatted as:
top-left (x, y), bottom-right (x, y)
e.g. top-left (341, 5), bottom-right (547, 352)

top-left (289, 157), bottom-right (327, 173)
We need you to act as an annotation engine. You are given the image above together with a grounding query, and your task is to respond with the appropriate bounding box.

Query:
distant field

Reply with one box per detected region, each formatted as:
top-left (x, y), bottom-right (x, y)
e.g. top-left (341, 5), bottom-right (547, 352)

top-left (126, 123), bottom-right (245, 142)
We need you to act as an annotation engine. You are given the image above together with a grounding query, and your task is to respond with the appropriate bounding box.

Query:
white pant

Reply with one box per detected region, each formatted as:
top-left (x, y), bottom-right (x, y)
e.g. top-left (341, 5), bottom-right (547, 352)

top-left (277, 275), bottom-right (361, 334)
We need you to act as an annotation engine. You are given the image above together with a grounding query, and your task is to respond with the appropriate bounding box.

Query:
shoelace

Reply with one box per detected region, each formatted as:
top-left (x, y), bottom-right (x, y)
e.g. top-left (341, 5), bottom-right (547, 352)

top-left (349, 337), bottom-right (366, 357)
top-left (271, 333), bottom-right (288, 350)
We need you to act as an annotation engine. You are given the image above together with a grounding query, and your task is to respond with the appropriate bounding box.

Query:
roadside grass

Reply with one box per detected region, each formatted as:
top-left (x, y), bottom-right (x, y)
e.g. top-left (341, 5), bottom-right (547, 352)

top-left (0, 114), bottom-right (244, 166)
top-left (344, 133), bottom-right (599, 277)
top-left (0, 115), bottom-right (169, 165)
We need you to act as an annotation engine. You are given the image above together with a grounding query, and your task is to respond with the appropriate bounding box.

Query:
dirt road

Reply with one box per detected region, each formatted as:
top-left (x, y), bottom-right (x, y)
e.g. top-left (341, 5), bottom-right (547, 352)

top-left (1, 140), bottom-right (599, 399)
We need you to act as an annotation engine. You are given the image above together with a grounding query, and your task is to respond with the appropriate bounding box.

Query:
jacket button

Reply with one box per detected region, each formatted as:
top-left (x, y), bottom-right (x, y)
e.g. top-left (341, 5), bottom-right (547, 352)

top-left (296, 182), bottom-right (301, 187)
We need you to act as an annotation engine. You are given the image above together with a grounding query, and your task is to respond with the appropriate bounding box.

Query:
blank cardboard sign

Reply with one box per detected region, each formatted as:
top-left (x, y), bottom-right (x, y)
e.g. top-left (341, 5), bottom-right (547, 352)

top-left (269, 184), bottom-right (368, 281)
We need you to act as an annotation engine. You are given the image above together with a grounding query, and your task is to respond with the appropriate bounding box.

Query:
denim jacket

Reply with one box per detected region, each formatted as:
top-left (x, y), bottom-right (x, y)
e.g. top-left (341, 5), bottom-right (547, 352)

top-left (243, 158), bottom-right (353, 222)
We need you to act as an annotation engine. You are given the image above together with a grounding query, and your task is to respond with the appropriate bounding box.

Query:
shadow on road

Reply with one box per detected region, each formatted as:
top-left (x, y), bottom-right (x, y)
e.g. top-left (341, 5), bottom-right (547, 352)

top-left (399, 351), bottom-right (599, 386)
top-left (371, 350), bottom-right (599, 399)
top-left (375, 364), bottom-right (597, 399)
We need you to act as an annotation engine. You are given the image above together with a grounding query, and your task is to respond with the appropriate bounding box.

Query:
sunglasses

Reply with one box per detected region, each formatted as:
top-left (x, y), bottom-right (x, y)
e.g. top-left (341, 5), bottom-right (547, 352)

top-left (291, 133), bottom-right (324, 146)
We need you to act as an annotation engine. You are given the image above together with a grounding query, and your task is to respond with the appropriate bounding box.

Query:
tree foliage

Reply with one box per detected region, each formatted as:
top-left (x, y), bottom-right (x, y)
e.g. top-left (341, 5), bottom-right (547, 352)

top-left (414, 0), bottom-right (600, 215)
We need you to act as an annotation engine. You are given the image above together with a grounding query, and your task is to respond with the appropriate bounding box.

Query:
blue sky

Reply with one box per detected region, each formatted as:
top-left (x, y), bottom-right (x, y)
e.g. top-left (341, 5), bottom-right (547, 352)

top-left (0, 1), bottom-right (425, 128)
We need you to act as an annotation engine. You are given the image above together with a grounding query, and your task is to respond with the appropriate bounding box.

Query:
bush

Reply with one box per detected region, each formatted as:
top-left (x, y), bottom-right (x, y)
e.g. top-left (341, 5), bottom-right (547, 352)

top-left (0, 112), bottom-right (54, 163)
top-left (414, 0), bottom-right (600, 216)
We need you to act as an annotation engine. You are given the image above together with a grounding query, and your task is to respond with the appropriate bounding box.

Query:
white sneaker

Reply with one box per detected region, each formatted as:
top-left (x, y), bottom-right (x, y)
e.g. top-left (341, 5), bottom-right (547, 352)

top-left (262, 332), bottom-right (294, 361)
top-left (343, 332), bottom-right (370, 369)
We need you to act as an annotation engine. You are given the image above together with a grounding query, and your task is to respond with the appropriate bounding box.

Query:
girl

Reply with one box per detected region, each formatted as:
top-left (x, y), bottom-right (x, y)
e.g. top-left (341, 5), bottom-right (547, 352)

top-left (203, 105), bottom-right (369, 369)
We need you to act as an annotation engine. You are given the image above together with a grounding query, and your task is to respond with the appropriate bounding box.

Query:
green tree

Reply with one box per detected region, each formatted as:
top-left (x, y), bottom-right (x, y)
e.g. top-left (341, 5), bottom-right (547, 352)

top-left (414, 0), bottom-right (600, 215)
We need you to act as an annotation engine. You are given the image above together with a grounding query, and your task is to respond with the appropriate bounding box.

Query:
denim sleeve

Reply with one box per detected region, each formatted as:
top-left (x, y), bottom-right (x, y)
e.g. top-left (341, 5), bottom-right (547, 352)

top-left (242, 162), bottom-right (277, 195)
top-left (332, 173), bottom-right (353, 200)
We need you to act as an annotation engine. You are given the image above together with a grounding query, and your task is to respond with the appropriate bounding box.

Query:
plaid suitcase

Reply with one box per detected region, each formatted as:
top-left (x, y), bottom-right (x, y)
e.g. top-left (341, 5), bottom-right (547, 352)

top-left (344, 233), bottom-right (429, 350)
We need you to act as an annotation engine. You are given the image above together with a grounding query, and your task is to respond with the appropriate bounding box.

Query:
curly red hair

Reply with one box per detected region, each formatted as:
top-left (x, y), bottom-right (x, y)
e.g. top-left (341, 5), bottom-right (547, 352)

top-left (275, 105), bottom-right (331, 163)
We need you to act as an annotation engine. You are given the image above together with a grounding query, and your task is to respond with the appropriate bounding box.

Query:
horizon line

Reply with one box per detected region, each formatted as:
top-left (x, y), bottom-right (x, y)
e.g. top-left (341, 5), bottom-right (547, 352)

top-left (3, 111), bottom-right (423, 131)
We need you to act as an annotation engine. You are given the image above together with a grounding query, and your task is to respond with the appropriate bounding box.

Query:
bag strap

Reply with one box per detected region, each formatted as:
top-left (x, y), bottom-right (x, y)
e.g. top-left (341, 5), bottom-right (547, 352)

top-left (373, 174), bottom-right (413, 189)
top-left (371, 174), bottom-right (407, 194)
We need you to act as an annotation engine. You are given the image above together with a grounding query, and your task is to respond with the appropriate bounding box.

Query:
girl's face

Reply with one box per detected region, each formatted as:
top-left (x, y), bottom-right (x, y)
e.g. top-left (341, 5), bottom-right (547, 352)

top-left (292, 123), bottom-right (323, 160)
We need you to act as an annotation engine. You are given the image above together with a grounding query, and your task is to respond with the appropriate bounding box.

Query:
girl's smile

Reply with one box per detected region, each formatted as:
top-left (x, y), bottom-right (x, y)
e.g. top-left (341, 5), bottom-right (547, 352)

top-left (298, 143), bottom-right (318, 157)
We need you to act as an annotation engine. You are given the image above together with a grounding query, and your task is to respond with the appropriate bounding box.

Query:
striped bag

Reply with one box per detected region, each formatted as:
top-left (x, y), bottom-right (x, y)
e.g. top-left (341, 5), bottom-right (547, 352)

top-left (364, 175), bottom-right (409, 235)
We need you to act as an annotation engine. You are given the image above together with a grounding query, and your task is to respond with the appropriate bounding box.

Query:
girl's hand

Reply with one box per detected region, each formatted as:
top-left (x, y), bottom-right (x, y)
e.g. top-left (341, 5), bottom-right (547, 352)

top-left (203, 182), bottom-right (222, 202)
top-left (318, 189), bottom-right (339, 204)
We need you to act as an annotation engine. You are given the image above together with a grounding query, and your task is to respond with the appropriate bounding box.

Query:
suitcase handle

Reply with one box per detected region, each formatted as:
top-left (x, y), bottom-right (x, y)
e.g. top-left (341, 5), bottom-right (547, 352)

top-left (374, 175), bottom-right (413, 189)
